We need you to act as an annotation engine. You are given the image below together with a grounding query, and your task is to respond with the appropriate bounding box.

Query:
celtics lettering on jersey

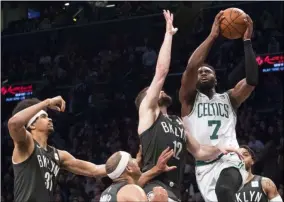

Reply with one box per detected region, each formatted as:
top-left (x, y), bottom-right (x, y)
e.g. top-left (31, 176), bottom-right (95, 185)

top-left (197, 103), bottom-right (229, 118)
top-left (36, 145), bottom-right (60, 191)
top-left (183, 92), bottom-right (238, 147)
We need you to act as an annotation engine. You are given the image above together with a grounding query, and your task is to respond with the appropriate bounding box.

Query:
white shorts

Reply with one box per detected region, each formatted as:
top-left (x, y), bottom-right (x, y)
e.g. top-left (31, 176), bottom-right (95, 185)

top-left (195, 153), bottom-right (248, 202)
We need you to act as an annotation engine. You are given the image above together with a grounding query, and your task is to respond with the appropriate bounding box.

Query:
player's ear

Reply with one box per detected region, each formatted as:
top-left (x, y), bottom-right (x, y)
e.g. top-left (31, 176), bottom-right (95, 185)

top-left (29, 124), bottom-right (36, 130)
top-left (215, 78), bottom-right (218, 86)
top-left (126, 165), bottom-right (132, 173)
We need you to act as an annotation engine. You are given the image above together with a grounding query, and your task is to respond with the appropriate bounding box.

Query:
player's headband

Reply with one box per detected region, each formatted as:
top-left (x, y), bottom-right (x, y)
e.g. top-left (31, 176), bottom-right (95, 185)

top-left (26, 110), bottom-right (48, 128)
top-left (107, 151), bottom-right (130, 180)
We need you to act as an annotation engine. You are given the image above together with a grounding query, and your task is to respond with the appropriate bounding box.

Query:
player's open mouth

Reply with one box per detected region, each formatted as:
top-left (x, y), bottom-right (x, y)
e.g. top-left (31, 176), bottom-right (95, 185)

top-left (201, 78), bottom-right (208, 82)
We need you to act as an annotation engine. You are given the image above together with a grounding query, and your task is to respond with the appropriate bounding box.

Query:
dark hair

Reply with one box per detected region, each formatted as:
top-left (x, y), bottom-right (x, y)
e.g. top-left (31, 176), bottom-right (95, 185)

top-left (134, 87), bottom-right (149, 110)
top-left (12, 98), bottom-right (43, 116)
top-left (240, 145), bottom-right (256, 161)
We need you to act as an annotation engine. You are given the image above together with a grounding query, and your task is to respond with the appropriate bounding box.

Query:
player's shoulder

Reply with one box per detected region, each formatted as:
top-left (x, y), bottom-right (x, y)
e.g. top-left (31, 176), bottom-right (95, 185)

top-left (261, 177), bottom-right (275, 185)
top-left (118, 184), bottom-right (147, 201)
top-left (216, 91), bottom-right (229, 98)
top-left (122, 184), bottom-right (145, 192)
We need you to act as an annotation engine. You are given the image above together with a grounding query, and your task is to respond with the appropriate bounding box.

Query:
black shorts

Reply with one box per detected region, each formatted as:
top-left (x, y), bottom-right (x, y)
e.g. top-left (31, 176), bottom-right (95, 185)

top-left (143, 180), bottom-right (180, 202)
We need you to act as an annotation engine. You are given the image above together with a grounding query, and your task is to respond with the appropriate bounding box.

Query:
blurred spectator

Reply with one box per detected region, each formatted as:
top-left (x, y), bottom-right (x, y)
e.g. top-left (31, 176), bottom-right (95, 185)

top-left (268, 36), bottom-right (280, 53)
top-left (142, 47), bottom-right (157, 68)
top-left (248, 134), bottom-right (265, 153)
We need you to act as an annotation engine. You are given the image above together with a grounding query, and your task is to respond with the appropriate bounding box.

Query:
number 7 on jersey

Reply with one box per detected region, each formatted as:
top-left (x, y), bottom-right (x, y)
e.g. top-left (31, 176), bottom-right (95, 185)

top-left (208, 120), bottom-right (221, 140)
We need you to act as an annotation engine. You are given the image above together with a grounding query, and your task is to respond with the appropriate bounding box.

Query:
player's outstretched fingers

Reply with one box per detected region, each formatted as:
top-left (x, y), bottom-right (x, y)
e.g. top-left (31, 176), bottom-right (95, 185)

top-left (216, 10), bottom-right (224, 20)
top-left (160, 147), bottom-right (170, 157)
top-left (163, 149), bottom-right (174, 162)
top-left (167, 166), bottom-right (177, 171)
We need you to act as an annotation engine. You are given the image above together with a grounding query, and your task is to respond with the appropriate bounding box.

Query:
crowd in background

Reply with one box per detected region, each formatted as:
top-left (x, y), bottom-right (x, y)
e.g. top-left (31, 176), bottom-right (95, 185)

top-left (1, 1), bottom-right (283, 202)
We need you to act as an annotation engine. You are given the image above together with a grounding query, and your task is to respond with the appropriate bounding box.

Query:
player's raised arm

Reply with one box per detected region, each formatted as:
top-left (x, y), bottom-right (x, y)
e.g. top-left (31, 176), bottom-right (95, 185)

top-left (142, 10), bottom-right (177, 109)
top-left (59, 150), bottom-right (106, 177)
top-left (8, 97), bottom-right (65, 143)
top-left (179, 11), bottom-right (224, 108)
top-left (228, 15), bottom-right (258, 108)
top-left (8, 96), bottom-right (65, 163)
top-left (137, 10), bottom-right (177, 134)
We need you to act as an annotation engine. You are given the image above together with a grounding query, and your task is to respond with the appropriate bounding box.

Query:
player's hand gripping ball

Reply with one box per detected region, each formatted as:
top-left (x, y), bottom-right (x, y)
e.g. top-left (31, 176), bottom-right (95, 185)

top-left (220, 8), bottom-right (247, 39)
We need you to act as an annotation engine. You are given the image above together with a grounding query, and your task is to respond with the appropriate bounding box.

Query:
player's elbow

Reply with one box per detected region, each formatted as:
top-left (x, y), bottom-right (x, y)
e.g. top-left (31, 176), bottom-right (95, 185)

top-left (193, 149), bottom-right (205, 160)
top-left (8, 116), bottom-right (23, 132)
top-left (188, 145), bottom-right (202, 159)
top-left (246, 79), bottom-right (258, 87)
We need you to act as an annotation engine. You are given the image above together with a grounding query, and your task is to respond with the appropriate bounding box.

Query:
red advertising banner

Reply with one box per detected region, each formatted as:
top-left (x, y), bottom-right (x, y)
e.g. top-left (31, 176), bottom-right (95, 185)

top-left (1, 84), bottom-right (33, 102)
top-left (256, 52), bottom-right (284, 73)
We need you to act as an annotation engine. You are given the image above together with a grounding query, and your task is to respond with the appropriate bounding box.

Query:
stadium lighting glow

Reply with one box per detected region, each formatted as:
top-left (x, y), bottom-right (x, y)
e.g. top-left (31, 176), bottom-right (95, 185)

top-left (64, 3), bottom-right (70, 6)
top-left (106, 4), bottom-right (115, 8)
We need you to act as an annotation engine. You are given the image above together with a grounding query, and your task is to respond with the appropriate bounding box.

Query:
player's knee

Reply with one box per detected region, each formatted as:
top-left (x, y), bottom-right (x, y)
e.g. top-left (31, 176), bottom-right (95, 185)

top-left (219, 167), bottom-right (242, 191)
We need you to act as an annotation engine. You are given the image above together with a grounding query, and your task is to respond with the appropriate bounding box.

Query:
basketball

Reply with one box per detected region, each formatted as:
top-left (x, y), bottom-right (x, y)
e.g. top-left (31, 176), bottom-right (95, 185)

top-left (220, 8), bottom-right (247, 39)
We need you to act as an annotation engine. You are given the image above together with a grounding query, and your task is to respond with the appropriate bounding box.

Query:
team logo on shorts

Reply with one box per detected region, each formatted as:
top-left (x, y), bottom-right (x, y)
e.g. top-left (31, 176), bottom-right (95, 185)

top-left (147, 191), bottom-right (154, 201)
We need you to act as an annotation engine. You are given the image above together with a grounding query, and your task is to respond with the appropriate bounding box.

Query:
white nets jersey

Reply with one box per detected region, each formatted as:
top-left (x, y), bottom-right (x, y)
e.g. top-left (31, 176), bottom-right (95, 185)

top-left (182, 91), bottom-right (239, 148)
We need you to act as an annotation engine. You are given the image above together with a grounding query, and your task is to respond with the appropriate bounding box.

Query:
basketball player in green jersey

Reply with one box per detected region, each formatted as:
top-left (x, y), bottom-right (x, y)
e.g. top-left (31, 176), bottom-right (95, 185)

top-left (135, 10), bottom-right (243, 202)
top-left (179, 11), bottom-right (258, 202)
top-left (235, 145), bottom-right (282, 202)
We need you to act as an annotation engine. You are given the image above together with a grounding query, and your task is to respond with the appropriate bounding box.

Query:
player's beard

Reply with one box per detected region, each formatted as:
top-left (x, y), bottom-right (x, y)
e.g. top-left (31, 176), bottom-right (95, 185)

top-left (47, 125), bottom-right (54, 135)
top-left (158, 95), bottom-right (172, 108)
top-left (196, 78), bottom-right (215, 93)
top-left (245, 164), bottom-right (251, 171)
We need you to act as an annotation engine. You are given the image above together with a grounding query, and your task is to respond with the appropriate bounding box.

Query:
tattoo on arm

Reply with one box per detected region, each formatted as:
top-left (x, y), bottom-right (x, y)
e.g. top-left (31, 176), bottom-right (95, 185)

top-left (263, 178), bottom-right (279, 198)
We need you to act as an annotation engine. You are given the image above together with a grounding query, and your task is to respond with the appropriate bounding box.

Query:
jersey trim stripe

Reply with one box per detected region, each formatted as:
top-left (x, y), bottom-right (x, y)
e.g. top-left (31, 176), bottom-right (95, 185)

top-left (225, 91), bottom-right (237, 117)
top-left (195, 154), bottom-right (224, 166)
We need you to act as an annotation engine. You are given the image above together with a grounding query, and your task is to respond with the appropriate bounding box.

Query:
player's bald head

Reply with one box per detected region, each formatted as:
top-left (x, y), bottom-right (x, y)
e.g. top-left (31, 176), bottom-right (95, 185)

top-left (106, 151), bottom-right (142, 180)
top-left (106, 152), bottom-right (124, 174)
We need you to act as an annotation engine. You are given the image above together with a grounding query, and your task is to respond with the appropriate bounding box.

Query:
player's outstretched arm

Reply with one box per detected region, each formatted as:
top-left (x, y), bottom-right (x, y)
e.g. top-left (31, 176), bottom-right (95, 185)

top-left (186, 131), bottom-right (242, 160)
top-left (140, 10), bottom-right (177, 109)
top-left (59, 150), bottom-right (106, 177)
top-left (186, 131), bottom-right (220, 160)
top-left (179, 11), bottom-right (224, 108)
top-left (137, 147), bottom-right (176, 187)
top-left (262, 177), bottom-right (283, 201)
top-left (138, 10), bottom-right (177, 134)
top-left (228, 15), bottom-right (258, 108)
